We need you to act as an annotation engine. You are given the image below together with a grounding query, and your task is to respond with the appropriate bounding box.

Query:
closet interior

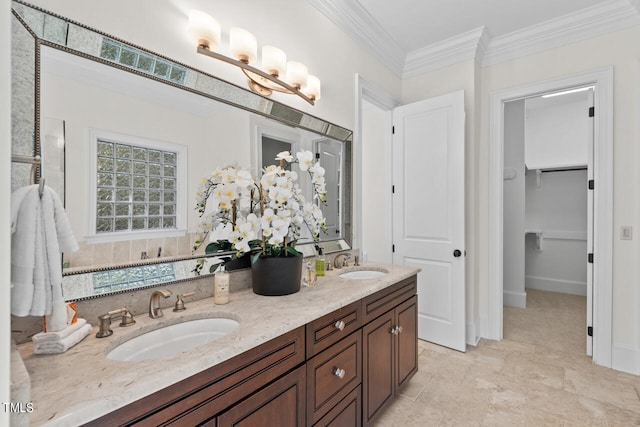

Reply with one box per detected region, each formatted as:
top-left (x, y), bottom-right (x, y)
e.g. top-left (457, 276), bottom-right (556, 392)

top-left (503, 87), bottom-right (593, 352)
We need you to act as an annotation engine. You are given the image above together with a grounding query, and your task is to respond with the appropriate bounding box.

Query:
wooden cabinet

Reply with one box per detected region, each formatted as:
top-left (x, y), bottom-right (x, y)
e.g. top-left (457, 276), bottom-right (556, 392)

top-left (83, 275), bottom-right (417, 427)
top-left (362, 278), bottom-right (418, 426)
top-left (314, 385), bottom-right (361, 427)
top-left (217, 365), bottom-right (306, 427)
top-left (306, 330), bottom-right (362, 425)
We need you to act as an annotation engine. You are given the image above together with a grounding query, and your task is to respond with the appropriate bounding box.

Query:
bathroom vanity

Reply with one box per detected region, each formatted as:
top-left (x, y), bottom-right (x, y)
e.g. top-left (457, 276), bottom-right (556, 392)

top-left (16, 264), bottom-right (419, 426)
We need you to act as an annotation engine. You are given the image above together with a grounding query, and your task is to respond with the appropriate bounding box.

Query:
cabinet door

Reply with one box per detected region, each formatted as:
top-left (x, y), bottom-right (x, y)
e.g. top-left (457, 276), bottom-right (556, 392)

top-left (313, 385), bottom-right (361, 427)
top-left (217, 366), bottom-right (305, 427)
top-left (362, 310), bottom-right (395, 425)
top-left (396, 295), bottom-right (418, 390)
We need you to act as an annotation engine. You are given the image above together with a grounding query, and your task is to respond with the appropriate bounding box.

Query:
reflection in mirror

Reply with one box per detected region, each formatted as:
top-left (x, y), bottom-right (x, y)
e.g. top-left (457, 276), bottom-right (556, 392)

top-left (12, 0), bottom-right (353, 301)
top-left (41, 118), bottom-right (65, 202)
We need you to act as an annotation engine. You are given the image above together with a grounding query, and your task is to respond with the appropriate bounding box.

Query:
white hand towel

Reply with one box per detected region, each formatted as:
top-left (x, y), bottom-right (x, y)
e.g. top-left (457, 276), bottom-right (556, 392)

top-left (33, 323), bottom-right (92, 355)
top-left (32, 318), bottom-right (87, 343)
top-left (11, 186), bottom-right (40, 316)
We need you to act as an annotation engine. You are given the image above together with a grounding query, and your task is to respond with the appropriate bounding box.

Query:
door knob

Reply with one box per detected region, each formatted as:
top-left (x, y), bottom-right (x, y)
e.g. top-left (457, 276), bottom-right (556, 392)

top-left (453, 249), bottom-right (462, 257)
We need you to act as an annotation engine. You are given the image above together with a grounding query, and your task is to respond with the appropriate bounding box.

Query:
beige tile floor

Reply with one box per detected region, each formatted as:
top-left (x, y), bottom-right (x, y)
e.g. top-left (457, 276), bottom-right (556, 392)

top-left (374, 289), bottom-right (640, 426)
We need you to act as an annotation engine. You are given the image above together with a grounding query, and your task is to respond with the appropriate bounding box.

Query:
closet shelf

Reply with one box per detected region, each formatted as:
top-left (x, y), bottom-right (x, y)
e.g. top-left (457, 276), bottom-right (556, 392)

top-left (524, 229), bottom-right (588, 251)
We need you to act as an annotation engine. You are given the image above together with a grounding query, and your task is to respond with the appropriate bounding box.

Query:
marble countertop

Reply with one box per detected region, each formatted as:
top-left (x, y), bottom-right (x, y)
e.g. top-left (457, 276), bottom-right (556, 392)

top-left (15, 263), bottom-right (419, 426)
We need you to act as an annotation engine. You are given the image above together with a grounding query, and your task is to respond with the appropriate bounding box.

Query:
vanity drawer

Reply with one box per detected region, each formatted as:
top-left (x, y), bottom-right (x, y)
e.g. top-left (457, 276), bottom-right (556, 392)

top-left (306, 300), bottom-right (362, 357)
top-left (306, 330), bottom-right (362, 426)
top-left (361, 276), bottom-right (416, 324)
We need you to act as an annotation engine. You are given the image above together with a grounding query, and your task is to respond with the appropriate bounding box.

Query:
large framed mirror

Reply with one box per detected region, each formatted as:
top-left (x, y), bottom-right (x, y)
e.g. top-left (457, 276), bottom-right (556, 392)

top-left (11, 0), bottom-right (353, 301)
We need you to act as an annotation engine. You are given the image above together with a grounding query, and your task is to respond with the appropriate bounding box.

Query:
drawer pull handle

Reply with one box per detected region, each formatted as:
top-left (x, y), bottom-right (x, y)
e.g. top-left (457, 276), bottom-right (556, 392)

top-left (334, 320), bottom-right (346, 331)
top-left (333, 367), bottom-right (346, 379)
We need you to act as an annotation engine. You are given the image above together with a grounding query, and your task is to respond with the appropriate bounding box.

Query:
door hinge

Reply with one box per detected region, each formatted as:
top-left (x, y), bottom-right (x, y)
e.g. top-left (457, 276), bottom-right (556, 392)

top-left (392, 126), bottom-right (395, 134)
top-left (392, 185), bottom-right (395, 194)
top-left (588, 106), bottom-right (595, 117)
top-left (315, 152), bottom-right (320, 159)
top-left (392, 244), bottom-right (395, 253)
top-left (587, 326), bottom-right (593, 337)
top-left (588, 179), bottom-right (594, 190)
top-left (588, 253), bottom-right (594, 264)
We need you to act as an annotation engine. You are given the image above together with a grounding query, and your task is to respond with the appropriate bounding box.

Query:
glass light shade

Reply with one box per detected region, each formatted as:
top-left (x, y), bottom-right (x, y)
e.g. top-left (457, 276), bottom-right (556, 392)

top-left (286, 61), bottom-right (308, 89)
top-left (230, 27), bottom-right (257, 64)
top-left (187, 10), bottom-right (220, 51)
top-left (262, 46), bottom-right (286, 77)
top-left (303, 75), bottom-right (321, 101)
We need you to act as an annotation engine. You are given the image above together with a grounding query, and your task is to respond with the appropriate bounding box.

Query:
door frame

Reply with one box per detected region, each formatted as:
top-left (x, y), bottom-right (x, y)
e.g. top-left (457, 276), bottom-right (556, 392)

top-left (488, 67), bottom-right (614, 367)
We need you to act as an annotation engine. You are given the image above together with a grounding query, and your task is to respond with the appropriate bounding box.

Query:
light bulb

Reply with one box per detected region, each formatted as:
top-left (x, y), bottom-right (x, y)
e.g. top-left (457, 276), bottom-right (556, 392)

top-left (262, 46), bottom-right (286, 77)
top-left (230, 27), bottom-right (257, 64)
top-left (187, 10), bottom-right (220, 51)
top-left (303, 75), bottom-right (321, 101)
top-left (286, 61), bottom-right (308, 90)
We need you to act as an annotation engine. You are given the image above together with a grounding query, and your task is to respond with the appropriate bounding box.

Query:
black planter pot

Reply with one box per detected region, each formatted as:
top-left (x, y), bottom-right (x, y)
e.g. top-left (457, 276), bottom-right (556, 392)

top-left (251, 255), bottom-right (303, 296)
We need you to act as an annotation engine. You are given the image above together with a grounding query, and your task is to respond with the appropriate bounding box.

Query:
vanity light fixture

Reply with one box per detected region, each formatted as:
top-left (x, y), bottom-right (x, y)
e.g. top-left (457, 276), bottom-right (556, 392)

top-left (187, 10), bottom-right (321, 105)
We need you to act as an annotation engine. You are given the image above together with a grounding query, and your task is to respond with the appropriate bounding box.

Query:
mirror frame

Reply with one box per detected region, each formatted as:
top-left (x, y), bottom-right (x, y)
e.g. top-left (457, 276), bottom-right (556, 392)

top-left (11, 0), bottom-right (353, 300)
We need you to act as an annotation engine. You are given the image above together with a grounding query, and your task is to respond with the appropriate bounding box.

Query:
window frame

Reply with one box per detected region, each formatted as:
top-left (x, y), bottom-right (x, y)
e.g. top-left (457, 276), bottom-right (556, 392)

top-left (86, 129), bottom-right (187, 243)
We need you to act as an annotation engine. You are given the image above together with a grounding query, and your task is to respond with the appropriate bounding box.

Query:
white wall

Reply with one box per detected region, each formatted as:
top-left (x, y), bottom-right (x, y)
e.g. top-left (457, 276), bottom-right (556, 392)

top-left (525, 170), bottom-right (588, 295)
top-left (503, 100), bottom-right (526, 308)
top-left (525, 92), bottom-right (590, 169)
top-left (26, 0), bottom-right (402, 133)
top-left (1, 0), bottom-right (11, 421)
top-left (479, 25), bottom-right (640, 371)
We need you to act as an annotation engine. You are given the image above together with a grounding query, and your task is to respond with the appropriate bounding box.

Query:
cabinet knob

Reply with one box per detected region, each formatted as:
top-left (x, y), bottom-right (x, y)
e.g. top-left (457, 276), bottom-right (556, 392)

top-left (397, 326), bottom-right (403, 334)
top-left (390, 326), bottom-right (398, 335)
top-left (334, 320), bottom-right (346, 331)
top-left (333, 367), bottom-right (346, 379)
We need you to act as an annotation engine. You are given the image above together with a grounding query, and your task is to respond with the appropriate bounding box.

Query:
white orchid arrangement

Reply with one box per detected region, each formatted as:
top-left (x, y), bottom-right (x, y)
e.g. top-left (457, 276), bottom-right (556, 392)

top-left (193, 151), bottom-right (327, 273)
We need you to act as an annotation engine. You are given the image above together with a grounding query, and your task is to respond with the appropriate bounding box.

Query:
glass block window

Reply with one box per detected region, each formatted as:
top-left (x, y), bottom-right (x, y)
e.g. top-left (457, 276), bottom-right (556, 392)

top-left (93, 263), bottom-right (175, 294)
top-left (99, 38), bottom-right (187, 85)
top-left (95, 139), bottom-right (178, 234)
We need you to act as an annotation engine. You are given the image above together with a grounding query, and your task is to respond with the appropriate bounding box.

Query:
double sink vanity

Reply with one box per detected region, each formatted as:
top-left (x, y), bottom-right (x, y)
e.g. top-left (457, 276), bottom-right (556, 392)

top-left (16, 263), bottom-right (419, 426)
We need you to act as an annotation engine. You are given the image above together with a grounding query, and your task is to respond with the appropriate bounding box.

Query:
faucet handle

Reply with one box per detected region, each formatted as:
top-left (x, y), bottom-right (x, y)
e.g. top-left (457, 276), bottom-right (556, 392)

top-left (173, 292), bottom-right (195, 312)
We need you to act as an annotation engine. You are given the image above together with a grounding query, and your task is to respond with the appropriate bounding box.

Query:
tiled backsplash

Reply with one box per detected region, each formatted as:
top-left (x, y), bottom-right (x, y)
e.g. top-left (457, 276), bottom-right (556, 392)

top-left (63, 232), bottom-right (200, 270)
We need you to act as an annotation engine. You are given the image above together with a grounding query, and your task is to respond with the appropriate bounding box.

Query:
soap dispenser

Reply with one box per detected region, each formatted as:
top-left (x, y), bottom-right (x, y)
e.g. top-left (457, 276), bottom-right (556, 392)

top-left (315, 247), bottom-right (325, 277)
top-left (214, 265), bottom-right (229, 304)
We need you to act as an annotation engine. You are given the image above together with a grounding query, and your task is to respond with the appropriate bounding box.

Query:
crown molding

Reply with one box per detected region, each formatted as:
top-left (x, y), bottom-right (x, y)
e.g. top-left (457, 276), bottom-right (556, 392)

top-left (310, 0), bottom-right (640, 78)
top-left (482, 0), bottom-right (640, 66)
top-left (308, 0), bottom-right (406, 77)
top-left (403, 27), bottom-right (489, 78)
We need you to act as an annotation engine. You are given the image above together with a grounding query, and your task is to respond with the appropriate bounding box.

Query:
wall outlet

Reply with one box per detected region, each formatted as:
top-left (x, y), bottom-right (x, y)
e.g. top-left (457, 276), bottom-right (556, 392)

top-left (620, 226), bottom-right (633, 240)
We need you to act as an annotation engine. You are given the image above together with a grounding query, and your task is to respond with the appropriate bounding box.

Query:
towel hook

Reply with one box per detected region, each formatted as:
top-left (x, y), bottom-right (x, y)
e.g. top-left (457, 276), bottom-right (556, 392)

top-left (38, 178), bottom-right (45, 199)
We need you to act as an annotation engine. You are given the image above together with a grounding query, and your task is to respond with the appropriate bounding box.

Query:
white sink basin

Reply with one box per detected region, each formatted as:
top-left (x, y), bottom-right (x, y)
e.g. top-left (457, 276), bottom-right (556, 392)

top-left (339, 269), bottom-right (388, 280)
top-left (107, 317), bottom-right (239, 362)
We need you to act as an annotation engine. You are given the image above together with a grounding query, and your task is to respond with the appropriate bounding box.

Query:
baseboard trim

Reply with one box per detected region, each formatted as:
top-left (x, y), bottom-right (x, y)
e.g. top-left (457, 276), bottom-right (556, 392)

top-left (612, 344), bottom-right (640, 375)
top-left (525, 276), bottom-right (587, 296)
top-left (503, 290), bottom-right (526, 308)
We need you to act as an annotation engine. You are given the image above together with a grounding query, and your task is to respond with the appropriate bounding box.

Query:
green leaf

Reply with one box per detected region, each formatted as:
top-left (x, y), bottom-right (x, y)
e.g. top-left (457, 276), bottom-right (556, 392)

top-left (251, 252), bottom-right (261, 265)
top-left (209, 262), bottom-right (222, 273)
top-left (285, 246), bottom-right (301, 257)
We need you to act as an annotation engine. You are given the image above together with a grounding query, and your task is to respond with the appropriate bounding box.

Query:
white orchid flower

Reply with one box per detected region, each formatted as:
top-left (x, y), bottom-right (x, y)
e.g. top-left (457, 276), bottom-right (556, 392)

top-left (296, 151), bottom-right (314, 171)
top-left (275, 151), bottom-right (294, 162)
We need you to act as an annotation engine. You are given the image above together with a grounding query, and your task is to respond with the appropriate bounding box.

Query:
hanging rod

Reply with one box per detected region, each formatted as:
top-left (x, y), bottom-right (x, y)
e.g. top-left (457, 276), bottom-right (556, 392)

top-left (11, 154), bottom-right (41, 165)
top-left (539, 166), bottom-right (587, 173)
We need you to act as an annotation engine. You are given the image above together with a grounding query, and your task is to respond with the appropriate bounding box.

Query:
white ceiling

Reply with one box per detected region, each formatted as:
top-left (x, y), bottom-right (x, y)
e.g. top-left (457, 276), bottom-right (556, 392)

top-left (310, 0), bottom-right (640, 77)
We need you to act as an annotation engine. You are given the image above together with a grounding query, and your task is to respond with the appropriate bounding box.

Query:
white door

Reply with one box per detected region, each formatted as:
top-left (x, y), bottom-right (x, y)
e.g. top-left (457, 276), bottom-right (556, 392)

top-left (586, 88), bottom-right (594, 356)
top-left (392, 91), bottom-right (466, 352)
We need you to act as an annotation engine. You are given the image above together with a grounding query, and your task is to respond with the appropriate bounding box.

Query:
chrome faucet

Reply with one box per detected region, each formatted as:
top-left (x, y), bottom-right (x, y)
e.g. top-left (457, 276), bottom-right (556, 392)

top-left (333, 253), bottom-right (352, 269)
top-left (149, 289), bottom-right (172, 318)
